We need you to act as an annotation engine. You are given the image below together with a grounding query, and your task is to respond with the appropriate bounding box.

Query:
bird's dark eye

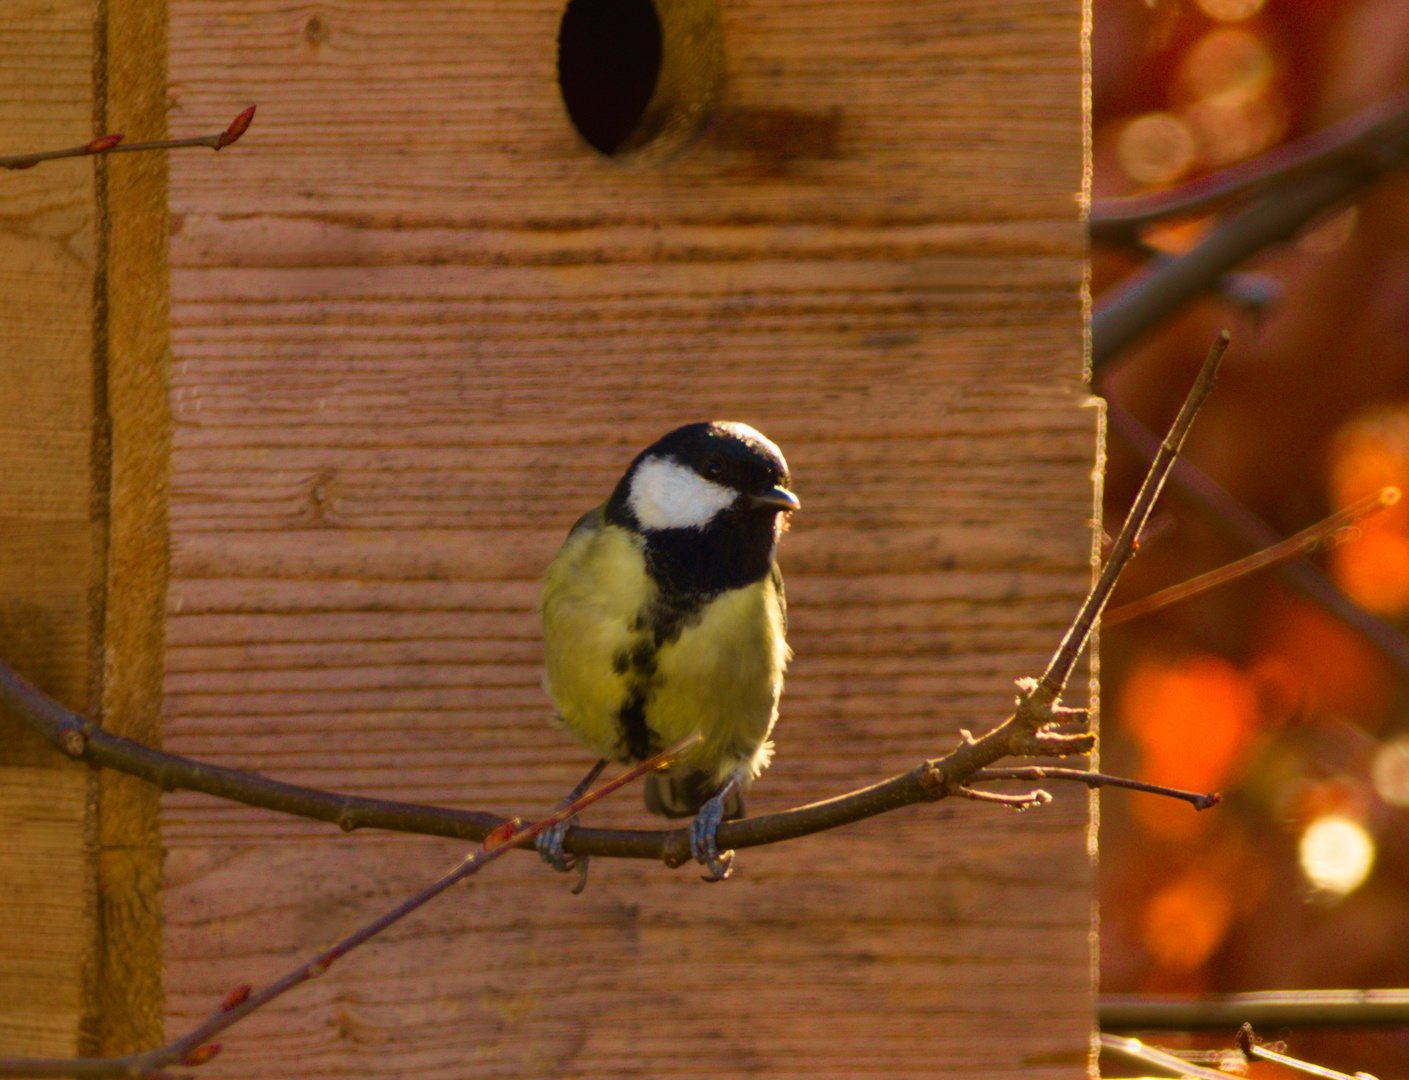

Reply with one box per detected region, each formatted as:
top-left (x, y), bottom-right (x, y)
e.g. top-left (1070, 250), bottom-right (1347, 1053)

top-left (702, 456), bottom-right (725, 480)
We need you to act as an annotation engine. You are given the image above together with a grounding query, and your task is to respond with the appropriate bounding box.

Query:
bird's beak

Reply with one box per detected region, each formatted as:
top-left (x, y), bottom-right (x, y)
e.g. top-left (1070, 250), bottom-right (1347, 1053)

top-left (749, 485), bottom-right (801, 513)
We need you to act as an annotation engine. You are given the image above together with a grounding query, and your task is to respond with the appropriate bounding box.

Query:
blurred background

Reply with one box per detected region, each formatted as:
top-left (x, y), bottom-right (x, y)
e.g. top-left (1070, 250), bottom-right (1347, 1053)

top-left (1093, 0), bottom-right (1409, 1075)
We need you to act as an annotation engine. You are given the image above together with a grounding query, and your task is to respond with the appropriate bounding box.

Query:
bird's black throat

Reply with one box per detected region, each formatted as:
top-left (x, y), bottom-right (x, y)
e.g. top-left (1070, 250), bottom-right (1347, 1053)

top-left (641, 507), bottom-right (780, 599)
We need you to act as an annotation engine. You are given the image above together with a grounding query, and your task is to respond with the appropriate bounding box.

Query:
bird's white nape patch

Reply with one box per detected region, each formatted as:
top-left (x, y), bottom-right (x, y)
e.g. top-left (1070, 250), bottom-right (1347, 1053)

top-left (628, 455), bottom-right (736, 530)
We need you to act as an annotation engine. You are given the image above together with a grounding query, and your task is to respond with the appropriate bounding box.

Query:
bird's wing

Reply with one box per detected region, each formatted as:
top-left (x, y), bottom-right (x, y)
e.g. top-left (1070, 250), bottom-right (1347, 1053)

top-left (565, 502), bottom-right (606, 540)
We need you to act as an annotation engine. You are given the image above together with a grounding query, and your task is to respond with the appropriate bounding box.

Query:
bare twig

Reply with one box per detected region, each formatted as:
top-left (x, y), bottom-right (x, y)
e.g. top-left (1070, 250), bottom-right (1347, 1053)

top-left (1038, 330), bottom-right (1230, 703)
top-left (970, 767), bottom-right (1221, 810)
top-left (1101, 989), bottom-right (1409, 1030)
top-left (1090, 87), bottom-right (1409, 242)
top-left (0, 735), bottom-right (699, 1080)
top-left (1100, 1033), bottom-right (1237, 1080)
top-left (1106, 486), bottom-right (1400, 627)
top-left (955, 785), bottom-right (1052, 809)
top-left (1106, 404), bottom-right (1409, 680)
top-left (1238, 1024), bottom-right (1375, 1080)
top-left (0, 106), bottom-right (255, 171)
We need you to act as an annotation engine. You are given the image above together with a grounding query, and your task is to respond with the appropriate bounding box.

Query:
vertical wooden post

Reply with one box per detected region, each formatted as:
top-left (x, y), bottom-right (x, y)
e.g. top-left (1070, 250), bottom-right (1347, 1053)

top-left (0, 0), bottom-right (168, 1058)
top-left (94, 0), bottom-right (170, 1057)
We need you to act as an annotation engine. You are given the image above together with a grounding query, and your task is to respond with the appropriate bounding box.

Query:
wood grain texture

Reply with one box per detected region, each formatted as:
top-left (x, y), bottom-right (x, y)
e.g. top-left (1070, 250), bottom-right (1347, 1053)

top-left (0, 0), bottom-right (101, 1057)
top-left (94, 0), bottom-right (170, 1056)
top-left (0, 769), bottom-right (92, 1055)
top-left (164, 0), bottom-right (1091, 1076)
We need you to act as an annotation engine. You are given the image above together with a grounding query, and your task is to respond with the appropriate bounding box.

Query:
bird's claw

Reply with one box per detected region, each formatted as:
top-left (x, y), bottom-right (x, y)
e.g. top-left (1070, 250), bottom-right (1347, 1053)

top-left (690, 794), bottom-right (735, 882)
top-left (536, 816), bottom-right (590, 892)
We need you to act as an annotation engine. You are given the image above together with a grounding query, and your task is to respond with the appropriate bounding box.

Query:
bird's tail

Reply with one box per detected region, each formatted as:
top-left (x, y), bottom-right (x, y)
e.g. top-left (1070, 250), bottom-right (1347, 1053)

top-left (643, 770), bottom-right (745, 820)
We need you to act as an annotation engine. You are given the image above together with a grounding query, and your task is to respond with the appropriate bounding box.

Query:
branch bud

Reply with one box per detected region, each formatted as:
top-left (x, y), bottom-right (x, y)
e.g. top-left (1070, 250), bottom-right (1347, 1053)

top-left (183, 1043), bottom-right (222, 1066)
top-left (217, 106), bottom-right (257, 149)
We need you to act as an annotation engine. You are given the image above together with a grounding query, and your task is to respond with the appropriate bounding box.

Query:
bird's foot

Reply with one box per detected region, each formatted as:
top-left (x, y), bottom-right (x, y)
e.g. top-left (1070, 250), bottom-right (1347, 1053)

top-left (535, 817), bottom-right (590, 894)
top-left (690, 778), bottom-right (739, 882)
top-left (536, 758), bottom-right (607, 894)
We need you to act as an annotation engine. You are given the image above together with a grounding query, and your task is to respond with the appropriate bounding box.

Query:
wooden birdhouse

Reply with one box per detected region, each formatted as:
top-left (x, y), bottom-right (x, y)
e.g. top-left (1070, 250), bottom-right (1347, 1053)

top-left (1, 0), bottom-right (1090, 1075)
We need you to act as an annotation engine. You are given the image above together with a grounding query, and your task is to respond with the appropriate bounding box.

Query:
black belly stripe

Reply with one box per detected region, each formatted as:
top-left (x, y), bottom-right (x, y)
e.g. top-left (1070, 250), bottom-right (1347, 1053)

top-left (617, 686), bottom-right (656, 761)
top-left (613, 594), bottom-right (702, 762)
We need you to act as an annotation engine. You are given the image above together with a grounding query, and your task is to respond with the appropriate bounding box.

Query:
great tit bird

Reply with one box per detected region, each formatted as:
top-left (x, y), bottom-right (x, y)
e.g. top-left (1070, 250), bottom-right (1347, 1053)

top-left (536, 421), bottom-right (799, 884)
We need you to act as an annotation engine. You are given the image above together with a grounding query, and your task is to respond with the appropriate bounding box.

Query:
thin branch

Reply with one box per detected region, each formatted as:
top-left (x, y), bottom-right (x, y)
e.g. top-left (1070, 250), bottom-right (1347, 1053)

top-left (1106, 486), bottom-right (1400, 627)
top-left (970, 767), bottom-right (1221, 810)
top-left (954, 785), bottom-right (1052, 809)
top-left (0, 736), bottom-right (700, 1080)
top-left (0, 648), bottom-right (1193, 868)
top-left (1092, 92), bottom-right (1409, 371)
top-left (1238, 1024), bottom-right (1368, 1080)
top-left (0, 337), bottom-right (1230, 868)
top-left (1090, 87), bottom-right (1409, 242)
top-left (1101, 989), bottom-right (1409, 1030)
top-left (1036, 330), bottom-right (1230, 705)
top-left (0, 107), bottom-right (255, 171)
top-left (1106, 403), bottom-right (1409, 681)
top-left (1100, 1033), bottom-right (1236, 1080)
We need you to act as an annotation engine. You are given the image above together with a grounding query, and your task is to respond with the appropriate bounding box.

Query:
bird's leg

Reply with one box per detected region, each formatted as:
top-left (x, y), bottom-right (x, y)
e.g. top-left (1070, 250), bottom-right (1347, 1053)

top-left (690, 776), bottom-right (740, 882)
top-left (536, 758), bottom-right (607, 894)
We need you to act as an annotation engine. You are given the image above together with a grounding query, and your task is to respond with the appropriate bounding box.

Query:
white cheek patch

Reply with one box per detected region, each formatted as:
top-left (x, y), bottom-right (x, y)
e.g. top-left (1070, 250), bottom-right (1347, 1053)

top-left (628, 456), bottom-right (737, 530)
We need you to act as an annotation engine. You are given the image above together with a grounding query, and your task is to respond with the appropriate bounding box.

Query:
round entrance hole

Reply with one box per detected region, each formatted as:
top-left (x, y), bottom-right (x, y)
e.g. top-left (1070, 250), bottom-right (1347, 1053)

top-left (556, 0), bottom-right (723, 161)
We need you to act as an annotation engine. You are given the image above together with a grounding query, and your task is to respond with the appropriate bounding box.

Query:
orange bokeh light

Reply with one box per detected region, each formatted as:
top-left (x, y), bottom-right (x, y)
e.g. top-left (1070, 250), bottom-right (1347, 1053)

top-left (1120, 654), bottom-right (1261, 839)
top-left (1255, 597), bottom-right (1393, 727)
top-left (1329, 431), bottom-right (1409, 522)
top-left (1141, 869), bottom-right (1236, 972)
top-left (1330, 529), bottom-right (1409, 616)
top-left (1328, 417), bottom-right (1409, 616)
top-left (1179, 28), bottom-right (1274, 103)
top-left (1118, 112), bottom-right (1198, 185)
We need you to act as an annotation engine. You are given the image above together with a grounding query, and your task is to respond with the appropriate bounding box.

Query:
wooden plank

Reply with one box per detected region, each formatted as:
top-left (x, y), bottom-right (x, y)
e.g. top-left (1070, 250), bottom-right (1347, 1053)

top-left (0, 769), bottom-right (92, 1055)
top-left (0, 0), bottom-right (170, 1060)
top-left (0, 0), bottom-right (101, 1057)
top-left (164, 0), bottom-right (1090, 1076)
top-left (94, 0), bottom-right (170, 1056)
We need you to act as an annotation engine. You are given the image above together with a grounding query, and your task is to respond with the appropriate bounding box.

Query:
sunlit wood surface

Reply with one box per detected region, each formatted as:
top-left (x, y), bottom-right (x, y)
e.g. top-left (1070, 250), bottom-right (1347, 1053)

top-left (0, 0), bottom-right (101, 1057)
top-left (162, 1), bottom-right (1091, 1076)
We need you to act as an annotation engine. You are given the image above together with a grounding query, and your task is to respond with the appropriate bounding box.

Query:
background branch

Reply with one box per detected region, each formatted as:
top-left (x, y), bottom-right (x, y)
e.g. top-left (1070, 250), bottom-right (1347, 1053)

top-left (1105, 486), bottom-right (1399, 627)
top-left (1091, 89), bottom-right (1409, 372)
top-left (1106, 404), bottom-right (1409, 680)
top-left (1090, 88), bottom-right (1409, 243)
top-left (1101, 990), bottom-right (1409, 1030)
top-left (0, 106), bottom-right (255, 170)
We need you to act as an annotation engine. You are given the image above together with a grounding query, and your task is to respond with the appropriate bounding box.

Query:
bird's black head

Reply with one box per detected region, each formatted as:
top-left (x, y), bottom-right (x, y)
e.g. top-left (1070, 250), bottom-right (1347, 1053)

top-left (605, 421), bottom-right (799, 598)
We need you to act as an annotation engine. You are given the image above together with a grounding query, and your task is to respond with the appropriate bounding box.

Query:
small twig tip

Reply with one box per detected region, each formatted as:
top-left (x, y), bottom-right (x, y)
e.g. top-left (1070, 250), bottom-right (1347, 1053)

top-left (217, 106), bottom-right (257, 149)
top-left (1236, 1023), bottom-right (1256, 1060)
